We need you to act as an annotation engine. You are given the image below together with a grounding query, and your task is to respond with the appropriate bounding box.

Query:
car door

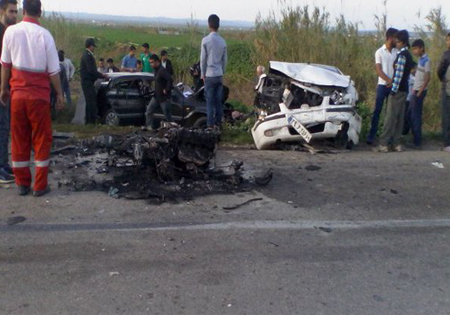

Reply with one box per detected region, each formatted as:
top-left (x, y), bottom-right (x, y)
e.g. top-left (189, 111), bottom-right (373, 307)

top-left (170, 88), bottom-right (185, 122)
top-left (107, 79), bottom-right (131, 115)
top-left (126, 79), bottom-right (147, 117)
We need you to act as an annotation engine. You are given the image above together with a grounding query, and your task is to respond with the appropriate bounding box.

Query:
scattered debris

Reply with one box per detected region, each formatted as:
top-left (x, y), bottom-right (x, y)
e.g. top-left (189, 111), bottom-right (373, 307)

top-left (254, 169), bottom-right (273, 186)
top-left (314, 226), bottom-right (333, 233)
top-left (305, 165), bottom-right (322, 171)
top-left (51, 145), bottom-right (77, 155)
top-left (390, 189), bottom-right (399, 195)
top-left (373, 295), bottom-right (384, 302)
top-left (432, 162), bottom-right (445, 169)
top-left (223, 198), bottom-right (264, 211)
top-left (317, 226), bottom-right (333, 233)
top-left (6, 216), bottom-right (27, 226)
top-left (52, 127), bottom-right (273, 203)
top-left (108, 187), bottom-right (120, 199)
top-left (269, 241), bottom-right (280, 247)
top-left (109, 271), bottom-right (120, 277)
top-left (53, 132), bottom-right (75, 139)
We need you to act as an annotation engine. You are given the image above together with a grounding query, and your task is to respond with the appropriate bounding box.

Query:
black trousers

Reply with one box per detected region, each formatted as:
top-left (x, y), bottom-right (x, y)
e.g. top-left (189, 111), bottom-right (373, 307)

top-left (81, 80), bottom-right (98, 124)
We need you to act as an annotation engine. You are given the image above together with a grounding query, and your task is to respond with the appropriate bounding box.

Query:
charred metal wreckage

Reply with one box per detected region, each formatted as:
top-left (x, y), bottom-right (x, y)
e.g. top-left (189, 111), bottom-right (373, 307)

top-left (53, 127), bottom-right (272, 203)
top-left (252, 62), bottom-right (362, 150)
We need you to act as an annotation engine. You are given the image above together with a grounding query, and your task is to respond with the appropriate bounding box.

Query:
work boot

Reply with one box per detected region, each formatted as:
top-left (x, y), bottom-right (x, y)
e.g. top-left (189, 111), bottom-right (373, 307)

top-left (393, 145), bottom-right (404, 153)
top-left (0, 168), bottom-right (15, 184)
top-left (33, 186), bottom-right (51, 197)
top-left (18, 186), bottom-right (31, 196)
top-left (376, 145), bottom-right (389, 153)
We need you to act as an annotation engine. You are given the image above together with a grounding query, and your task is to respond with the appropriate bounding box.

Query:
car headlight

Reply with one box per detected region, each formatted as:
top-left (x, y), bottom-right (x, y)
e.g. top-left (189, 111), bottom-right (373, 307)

top-left (330, 90), bottom-right (346, 105)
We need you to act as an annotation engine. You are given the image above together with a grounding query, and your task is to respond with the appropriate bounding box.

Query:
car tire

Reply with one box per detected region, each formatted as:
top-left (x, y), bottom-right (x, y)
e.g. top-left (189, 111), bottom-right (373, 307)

top-left (193, 116), bottom-right (207, 129)
top-left (103, 109), bottom-right (121, 126)
top-left (334, 123), bottom-right (351, 150)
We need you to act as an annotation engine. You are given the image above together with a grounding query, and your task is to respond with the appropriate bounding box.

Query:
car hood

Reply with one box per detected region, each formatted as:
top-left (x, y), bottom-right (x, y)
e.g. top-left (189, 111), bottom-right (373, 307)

top-left (270, 61), bottom-right (351, 88)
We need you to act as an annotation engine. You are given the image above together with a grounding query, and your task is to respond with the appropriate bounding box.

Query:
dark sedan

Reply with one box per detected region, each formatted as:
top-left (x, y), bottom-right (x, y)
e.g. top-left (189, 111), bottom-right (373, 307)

top-left (97, 73), bottom-right (230, 127)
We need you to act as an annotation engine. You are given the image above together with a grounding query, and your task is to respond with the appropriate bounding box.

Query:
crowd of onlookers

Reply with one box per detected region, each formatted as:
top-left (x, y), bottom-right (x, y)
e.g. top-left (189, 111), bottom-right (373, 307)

top-left (95, 45), bottom-right (174, 76)
top-left (365, 28), bottom-right (450, 153)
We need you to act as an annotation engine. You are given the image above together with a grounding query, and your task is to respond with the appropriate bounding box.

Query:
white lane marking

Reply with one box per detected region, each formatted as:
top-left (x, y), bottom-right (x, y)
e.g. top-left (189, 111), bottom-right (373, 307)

top-left (4, 219), bottom-right (450, 233)
top-left (114, 219), bottom-right (450, 232)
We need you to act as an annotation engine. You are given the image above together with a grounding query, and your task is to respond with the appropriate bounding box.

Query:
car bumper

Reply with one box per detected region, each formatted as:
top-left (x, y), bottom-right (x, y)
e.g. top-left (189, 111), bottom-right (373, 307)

top-left (251, 107), bottom-right (362, 150)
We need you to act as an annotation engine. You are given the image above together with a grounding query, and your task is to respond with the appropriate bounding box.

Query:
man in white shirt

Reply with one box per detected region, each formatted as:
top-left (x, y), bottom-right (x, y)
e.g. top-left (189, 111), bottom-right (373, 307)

top-left (254, 65), bottom-right (267, 108)
top-left (0, 0), bottom-right (63, 197)
top-left (58, 50), bottom-right (75, 106)
top-left (367, 28), bottom-right (398, 145)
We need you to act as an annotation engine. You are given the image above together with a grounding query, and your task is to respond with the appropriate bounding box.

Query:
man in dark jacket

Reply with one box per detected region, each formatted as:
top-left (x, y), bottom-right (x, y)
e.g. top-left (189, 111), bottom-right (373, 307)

top-left (437, 32), bottom-right (450, 152)
top-left (80, 38), bottom-right (105, 124)
top-left (145, 54), bottom-right (173, 129)
top-left (161, 50), bottom-right (174, 77)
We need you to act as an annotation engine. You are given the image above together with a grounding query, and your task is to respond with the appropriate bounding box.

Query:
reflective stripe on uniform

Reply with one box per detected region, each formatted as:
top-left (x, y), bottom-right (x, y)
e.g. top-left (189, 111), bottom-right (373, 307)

top-left (35, 159), bottom-right (50, 167)
top-left (12, 161), bottom-right (30, 168)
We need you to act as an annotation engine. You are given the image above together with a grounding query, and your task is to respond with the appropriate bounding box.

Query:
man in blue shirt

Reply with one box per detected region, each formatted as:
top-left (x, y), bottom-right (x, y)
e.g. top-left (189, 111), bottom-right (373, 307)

top-left (200, 14), bottom-right (227, 129)
top-left (121, 45), bottom-right (138, 72)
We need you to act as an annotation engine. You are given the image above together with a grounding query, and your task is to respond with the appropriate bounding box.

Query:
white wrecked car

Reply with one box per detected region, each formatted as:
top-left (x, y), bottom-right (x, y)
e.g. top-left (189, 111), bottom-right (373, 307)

top-left (252, 61), bottom-right (362, 150)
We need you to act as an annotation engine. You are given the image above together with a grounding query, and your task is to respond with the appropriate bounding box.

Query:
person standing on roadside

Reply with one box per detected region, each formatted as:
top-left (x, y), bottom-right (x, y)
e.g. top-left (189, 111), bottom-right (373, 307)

top-left (97, 58), bottom-right (108, 74)
top-left (201, 14), bottom-right (227, 129)
top-left (0, 0), bottom-right (17, 185)
top-left (121, 45), bottom-right (138, 72)
top-left (437, 33), bottom-right (450, 153)
top-left (409, 39), bottom-right (431, 149)
top-left (145, 54), bottom-right (173, 130)
top-left (0, 0), bottom-right (64, 197)
top-left (254, 65), bottom-right (267, 108)
top-left (378, 30), bottom-right (415, 153)
top-left (80, 38), bottom-right (105, 125)
top-left (141, 43), bottom-right (153, 73)
top-left (161, 50), bottom-right (174, 77)
top-left (106, 58), bottom-right (120, 73)
top-left (50, 52), bottom-right (68, 120)
top-left (58, 50), bottom-right (75, 106)
top-left (367, 28), bottom-right (398, 145)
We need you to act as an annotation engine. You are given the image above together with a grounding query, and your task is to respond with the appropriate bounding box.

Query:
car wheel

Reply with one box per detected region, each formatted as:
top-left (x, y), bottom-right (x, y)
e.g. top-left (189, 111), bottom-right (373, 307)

top-left (334, 123), bottom-right (351, 150)
top-left (193, 116), bottom-right (207, 129)
top-left (103, 109), bottom-right (120, 126)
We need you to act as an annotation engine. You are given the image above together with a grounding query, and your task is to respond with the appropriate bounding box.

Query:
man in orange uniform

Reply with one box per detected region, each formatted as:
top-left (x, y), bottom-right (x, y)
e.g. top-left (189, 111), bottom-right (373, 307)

top-left (0, 0), bottom-right (63, 197)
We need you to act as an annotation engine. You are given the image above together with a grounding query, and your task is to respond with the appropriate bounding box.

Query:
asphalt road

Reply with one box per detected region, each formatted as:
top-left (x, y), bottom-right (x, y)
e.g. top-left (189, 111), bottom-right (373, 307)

top-left (1, 147), bottom-right (450, 315)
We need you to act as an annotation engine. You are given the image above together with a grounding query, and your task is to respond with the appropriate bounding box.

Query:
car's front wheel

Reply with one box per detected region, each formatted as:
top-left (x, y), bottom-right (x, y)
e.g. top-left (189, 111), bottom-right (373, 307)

top-left (103, 109), bottom-right (121, 126)
top-left (334, 123), bottom-right (353, 150)
top-left (193, 116), bottom-right (207, 129)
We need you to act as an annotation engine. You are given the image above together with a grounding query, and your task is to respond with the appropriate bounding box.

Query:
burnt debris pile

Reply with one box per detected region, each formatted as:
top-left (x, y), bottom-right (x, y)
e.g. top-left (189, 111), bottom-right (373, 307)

top-left (53, 127), bottom-right (272, 203)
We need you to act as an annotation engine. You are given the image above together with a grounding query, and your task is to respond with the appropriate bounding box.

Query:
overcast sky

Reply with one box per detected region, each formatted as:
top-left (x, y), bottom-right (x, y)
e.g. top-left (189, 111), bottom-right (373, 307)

top-left (41, 0), bottom-right (450, 30)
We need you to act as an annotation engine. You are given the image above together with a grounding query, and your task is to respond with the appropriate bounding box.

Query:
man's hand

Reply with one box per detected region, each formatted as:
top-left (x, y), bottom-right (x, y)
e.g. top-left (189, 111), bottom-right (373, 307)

top-left (201, 76), bottom-right (205, 82)
top-left (56, 93), bottom-right (65, 111)
top-left (0, 89), bottom-right (10, 106)
top-left (417, 90), bottom-right (423, 97)
top-left (163, 89), bottom-right (167, 95)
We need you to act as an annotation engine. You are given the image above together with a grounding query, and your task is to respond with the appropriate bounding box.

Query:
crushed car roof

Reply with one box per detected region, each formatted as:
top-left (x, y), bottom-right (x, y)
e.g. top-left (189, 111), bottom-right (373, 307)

top-left (269, 61), bottom-right (351, 88)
